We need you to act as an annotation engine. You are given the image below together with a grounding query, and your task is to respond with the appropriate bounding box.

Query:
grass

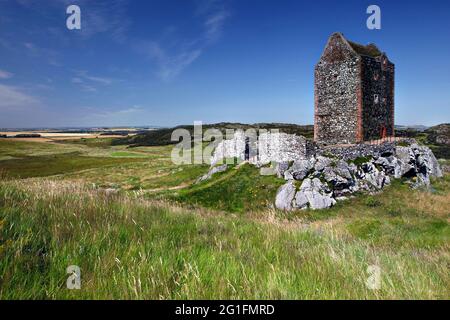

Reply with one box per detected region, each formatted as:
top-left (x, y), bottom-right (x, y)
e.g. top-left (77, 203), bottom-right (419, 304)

top-left (0, 139), bottom-right (449, 299)
top-left (174, 164), bottom-right (285, 213)
top-left (0, 152), bottom-right (149, 178)
top-left (0, 179), bottom-right (448, 299)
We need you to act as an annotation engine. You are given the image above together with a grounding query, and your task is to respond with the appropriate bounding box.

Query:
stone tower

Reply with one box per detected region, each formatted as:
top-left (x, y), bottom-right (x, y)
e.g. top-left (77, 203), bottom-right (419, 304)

top-left (314, 32), bottom-right (395, 145)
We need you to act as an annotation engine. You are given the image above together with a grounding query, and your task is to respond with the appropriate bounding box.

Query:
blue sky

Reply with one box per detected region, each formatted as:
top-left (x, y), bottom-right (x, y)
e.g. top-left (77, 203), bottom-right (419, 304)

top-left (0, 0), bottom-right (449, 128)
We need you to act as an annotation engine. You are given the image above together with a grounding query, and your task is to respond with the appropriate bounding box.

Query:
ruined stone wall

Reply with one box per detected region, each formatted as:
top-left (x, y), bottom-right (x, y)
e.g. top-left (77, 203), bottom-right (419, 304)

top-left (211, 130), bottom-right (311, 166)
top-left (361, 55), bottom-right (395, 140)
top-left (314, 34), bottom-right (360, 145)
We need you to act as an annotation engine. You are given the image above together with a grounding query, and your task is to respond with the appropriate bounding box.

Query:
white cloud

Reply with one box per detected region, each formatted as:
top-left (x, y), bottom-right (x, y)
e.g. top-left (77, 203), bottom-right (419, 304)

top-left (75, 71), bottom-right (114, 85)
top-left (141, 42), bottom-right (202, 81)
top-left (83, 105), bottom-right (144, 125)
top-left (71, 71), bottom-right (115, 92)
top-left (72, 77), bottom-right (83, 84)
top-left (80, 84), bottom-right (98, 92)
top-left (204, 9), bottom-right (229, 42)
top-left (22, 42), bottom-right (62, 66)
top-left (95, 105), bottom-right (143, 117)
top-left (138, 1), bottom-right (230, 82)
top-left (0, 69), bottom-right (13, 79)
top-left (0, 84), bottom-right (39, 109)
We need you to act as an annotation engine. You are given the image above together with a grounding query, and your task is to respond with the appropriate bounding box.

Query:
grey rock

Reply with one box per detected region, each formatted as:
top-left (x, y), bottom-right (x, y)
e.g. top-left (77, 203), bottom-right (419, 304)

top-left (297, 178), bottom-right (336, 210)
top-left (323, 167), bottom-right (351, 189)
top-left (293, 191), bottom-right (309, 209)
top-left (394, 147), bottom-right (416, 178)
top-left (335, 160), bottom-right (353, 179)
top-left (314, 156), bottom-right (333, 171)
top-left (275, 181), bottom-right (296, 210)
top-left (274, 139), bottom-right (442, 210)
top-left (275, 161), bottom-right (290, 178)
top-left (288, 159), bottom-right (314, 181)
top-left (411, 144), bottom-right (442, 178)
top-left (365, 168), bottom-right (389, 190)
top-left (284, 170), bottom-right (294, 180)
top-left (197, 164), bottom-right (228, 182)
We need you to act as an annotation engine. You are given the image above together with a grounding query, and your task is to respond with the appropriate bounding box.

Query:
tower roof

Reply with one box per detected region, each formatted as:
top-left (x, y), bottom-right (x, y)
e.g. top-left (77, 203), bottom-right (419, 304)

top-left (346, 40), bottom-right (382, 58)
top-left (327, 32), bottom-right (383, 58)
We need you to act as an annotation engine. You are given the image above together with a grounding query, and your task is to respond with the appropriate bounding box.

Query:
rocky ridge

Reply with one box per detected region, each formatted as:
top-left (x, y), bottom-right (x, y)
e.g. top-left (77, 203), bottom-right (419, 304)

top-left (205, 133), bottom-right (443, 211)
top-left (275, 141), bottom-right (442, 210)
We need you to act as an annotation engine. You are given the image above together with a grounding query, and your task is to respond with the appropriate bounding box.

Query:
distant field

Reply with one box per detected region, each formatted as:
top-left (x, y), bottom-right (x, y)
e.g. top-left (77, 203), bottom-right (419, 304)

top-left (0, 137), bottom-right (449, 299)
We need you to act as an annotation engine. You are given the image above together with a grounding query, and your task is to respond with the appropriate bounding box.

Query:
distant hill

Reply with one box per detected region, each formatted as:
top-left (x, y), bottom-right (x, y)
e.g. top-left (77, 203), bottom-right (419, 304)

top-left (114, 122), bottom-right (450, 160)
top-left (426, 123), bottom-right (450, 145)
top-left (395, 125), bottom-right (429, 132)
top-left (112, 123), bottom-right (314, 147)
top-left (396, 123), bottom-right (450, 159)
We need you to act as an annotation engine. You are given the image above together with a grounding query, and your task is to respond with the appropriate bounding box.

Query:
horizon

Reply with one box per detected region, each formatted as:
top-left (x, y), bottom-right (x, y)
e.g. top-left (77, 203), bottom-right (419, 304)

top-left (1, 0), bottom-right (450, 127)
top-left (0, 122), bottom-right (444, 131)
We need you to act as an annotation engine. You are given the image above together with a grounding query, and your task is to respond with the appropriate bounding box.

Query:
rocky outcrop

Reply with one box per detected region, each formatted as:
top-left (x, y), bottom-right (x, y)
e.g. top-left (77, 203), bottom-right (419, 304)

top-left (275, 142), bottom-right (442, 210)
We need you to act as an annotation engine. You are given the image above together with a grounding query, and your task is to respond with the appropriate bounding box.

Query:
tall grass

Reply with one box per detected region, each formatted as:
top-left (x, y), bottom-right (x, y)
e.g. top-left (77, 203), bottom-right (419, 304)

top-left (0, 179), bottom-right (448, 299)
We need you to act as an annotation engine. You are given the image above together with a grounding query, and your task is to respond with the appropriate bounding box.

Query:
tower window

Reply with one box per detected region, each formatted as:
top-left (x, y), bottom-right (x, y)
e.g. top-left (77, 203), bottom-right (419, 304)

top-left (374, 94), bottom-right (379, 104)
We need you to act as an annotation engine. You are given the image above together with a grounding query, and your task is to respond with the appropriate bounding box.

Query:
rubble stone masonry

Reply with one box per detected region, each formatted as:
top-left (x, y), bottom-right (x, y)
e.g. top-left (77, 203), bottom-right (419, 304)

top-left (314, 32), bottom-right (394, 145)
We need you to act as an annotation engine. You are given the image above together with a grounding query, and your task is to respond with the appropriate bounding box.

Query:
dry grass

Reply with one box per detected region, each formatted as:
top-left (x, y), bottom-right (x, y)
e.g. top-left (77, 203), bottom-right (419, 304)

top-left (0, 178), bottom-right (448, 299)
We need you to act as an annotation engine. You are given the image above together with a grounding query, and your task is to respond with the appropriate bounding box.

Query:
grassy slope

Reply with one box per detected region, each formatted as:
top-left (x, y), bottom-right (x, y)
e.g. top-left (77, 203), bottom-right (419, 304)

top-left (173, 164), bottom-right (285, 213)
top-left (0, 139), bottom-right (449, 299)
top-left (0, 179), bottom-right (448, 299)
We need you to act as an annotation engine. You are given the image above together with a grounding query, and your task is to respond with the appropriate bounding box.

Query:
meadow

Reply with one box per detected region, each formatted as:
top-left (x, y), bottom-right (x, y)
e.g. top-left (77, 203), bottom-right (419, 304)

top-left (0, 138), bottom-right (449, 299)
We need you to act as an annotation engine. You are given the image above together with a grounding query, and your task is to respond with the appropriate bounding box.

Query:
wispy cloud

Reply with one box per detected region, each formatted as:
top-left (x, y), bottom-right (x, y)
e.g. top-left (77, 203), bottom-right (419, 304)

top-left (139, 42), bottom-right (203, 81)
top-left (0, 84), bottom-right (39, 110)
top-left (83, 105), bottom-right (144, 125)
top-left (91, 105), bottom-right (143, 118)
top-left (203, 7), bottom-right (229, 43)
top-left (22, 42), bottom-right (62, 66)
top-left (139, 0), bottom-right (230, 81)
top-left (72, 71), bottom-right (115, 92)
top-left (0, 69), bottom-right (13, 79)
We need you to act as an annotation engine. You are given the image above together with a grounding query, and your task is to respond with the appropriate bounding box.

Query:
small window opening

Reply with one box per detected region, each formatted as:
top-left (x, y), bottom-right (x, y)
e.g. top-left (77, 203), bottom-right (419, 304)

top-left (374, 94), bottom-right (379, 104)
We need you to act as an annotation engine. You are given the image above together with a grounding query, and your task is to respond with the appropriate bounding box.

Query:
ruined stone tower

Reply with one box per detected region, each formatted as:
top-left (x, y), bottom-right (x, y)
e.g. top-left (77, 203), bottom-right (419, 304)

top-left (314, 32), bottom-right (395, 145)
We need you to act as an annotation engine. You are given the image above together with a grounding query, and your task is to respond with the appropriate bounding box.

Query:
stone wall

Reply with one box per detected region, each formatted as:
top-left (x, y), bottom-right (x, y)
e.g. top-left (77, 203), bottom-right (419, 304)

top-left (314, 33), bottom-right (395, 145)
top-left (361, 55), bottom-right (395, 140)
top-left (314, 33), bottom-right (360, 145)
top-left (211, 130), bottom-right (312, 166)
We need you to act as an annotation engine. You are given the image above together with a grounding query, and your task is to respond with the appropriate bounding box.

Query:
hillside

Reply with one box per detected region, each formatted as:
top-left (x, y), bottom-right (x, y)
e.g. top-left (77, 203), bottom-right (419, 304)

top-left (395, 124), bottom-right (450, 159)
top-left (0, 177), bottom-right (448, 299)
top-left (0, 131), bottom-right (448, 299)
top-left (112, 123), bottom-right (314, 147)
top-left (112, 123), bottom-right (450, 160)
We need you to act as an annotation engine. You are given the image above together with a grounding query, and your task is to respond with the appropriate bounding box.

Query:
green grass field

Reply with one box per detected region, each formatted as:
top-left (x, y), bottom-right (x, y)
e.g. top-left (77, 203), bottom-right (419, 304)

top-left (0, 139), bottom-right (449, 299)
